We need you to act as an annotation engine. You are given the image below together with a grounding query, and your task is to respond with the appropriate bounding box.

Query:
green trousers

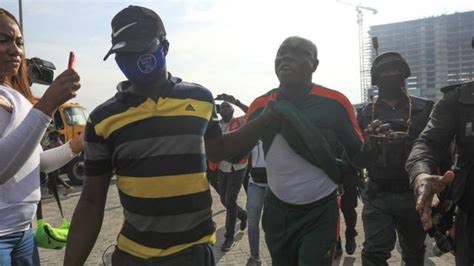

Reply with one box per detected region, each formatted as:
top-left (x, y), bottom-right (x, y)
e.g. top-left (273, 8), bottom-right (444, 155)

top-left (361, 190), bottom-right (426, 266)
top-left (262, 190), bottom-right (338, 266)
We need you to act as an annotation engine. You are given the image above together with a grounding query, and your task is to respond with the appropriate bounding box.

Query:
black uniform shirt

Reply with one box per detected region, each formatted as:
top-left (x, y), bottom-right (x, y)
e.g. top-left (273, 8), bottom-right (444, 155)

top-left (359, 96), bottom-right (433, 181)
top-left (407, 81), bottom-right (474, 213)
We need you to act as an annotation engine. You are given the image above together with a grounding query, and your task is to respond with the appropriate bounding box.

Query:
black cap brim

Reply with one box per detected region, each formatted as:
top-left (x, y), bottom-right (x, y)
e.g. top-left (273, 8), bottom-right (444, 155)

top-left (103, 38), bottom-right (155, 61)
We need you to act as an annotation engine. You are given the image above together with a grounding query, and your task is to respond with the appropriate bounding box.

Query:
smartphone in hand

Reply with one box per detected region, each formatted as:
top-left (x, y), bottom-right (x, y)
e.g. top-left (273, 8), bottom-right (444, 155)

top-left (68, 51), bottom-right (76, 70)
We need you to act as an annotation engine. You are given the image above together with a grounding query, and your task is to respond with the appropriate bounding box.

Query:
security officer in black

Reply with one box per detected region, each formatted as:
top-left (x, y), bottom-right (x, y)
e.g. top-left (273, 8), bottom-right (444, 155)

top-left (358, 52), bottom-right (434, 266)
top-left (407, 80), bottom-right (474, 265)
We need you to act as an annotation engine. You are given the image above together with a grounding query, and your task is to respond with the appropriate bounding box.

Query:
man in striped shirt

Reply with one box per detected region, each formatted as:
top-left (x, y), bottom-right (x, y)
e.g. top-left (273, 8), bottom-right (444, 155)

top-left (65, 6), bottom-right (223, 265)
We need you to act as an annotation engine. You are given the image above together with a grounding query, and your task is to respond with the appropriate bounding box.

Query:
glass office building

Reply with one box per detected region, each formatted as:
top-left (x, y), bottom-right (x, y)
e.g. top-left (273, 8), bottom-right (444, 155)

top-left (366, 11), bottom-right (474, 101)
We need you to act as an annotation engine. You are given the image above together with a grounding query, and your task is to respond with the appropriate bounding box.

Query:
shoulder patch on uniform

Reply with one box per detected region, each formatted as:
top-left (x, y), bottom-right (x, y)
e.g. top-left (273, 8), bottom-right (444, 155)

top-left (458, 81), bottom-right (474, 105)
top-left (440, 83), bottom-right (463, 93)
top-left (410, 96), bottom-right (433, 111)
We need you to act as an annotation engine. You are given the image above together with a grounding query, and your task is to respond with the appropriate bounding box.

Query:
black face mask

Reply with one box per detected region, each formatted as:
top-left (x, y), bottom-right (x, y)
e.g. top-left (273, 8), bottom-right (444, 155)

top-left (376, 74), bottom-right (406, 100)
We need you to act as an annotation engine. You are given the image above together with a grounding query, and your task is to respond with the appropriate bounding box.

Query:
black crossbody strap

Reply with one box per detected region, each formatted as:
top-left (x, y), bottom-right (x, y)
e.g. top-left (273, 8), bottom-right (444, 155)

top-left (46, 173), bottom-right (65, 218)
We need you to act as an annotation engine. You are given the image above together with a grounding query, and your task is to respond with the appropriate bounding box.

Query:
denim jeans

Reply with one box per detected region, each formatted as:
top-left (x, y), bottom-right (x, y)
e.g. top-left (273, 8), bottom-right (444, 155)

top-left (207, 168), bottom-right (219, 194)
top-left (218, 169), bottom-right (246, 238)
top-left (246, 182), bottom-right (267, 258)
top-left (0, 228), bottom-right (40, 266)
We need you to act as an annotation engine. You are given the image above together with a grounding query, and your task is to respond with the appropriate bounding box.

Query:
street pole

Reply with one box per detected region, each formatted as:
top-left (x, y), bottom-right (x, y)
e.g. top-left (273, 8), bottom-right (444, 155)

top-left (18, 0), bottom-right (23, 32)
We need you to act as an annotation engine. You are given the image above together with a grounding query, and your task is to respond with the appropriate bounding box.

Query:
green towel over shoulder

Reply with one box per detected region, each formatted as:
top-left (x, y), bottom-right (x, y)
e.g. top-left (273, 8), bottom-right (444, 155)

top-left (264, 99), bottom-right (342, 183)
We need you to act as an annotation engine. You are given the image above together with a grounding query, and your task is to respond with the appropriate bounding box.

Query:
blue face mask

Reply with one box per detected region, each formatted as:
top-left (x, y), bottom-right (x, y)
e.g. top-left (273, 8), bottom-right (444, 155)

top-left (115, 45), bottom-right (166, 86)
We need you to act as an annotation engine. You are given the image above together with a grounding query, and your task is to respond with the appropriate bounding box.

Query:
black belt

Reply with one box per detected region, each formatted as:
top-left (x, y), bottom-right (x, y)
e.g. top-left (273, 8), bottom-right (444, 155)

top-left (368, 179), bottom-right (411, 193)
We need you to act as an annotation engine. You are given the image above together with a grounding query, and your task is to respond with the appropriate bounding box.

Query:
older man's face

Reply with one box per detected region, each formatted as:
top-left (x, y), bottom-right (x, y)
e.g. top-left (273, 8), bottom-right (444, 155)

top-left (274, 37), bottom-right (317, 86)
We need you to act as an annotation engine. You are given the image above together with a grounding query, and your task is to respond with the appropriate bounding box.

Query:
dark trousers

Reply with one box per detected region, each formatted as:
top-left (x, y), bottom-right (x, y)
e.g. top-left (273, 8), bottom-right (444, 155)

top-left (218, 169), bottom-right (246, 238)
top-left (207, 169), bottom-right (219, 194)
top-left (242, 170), bottom-right (250, 194)
top-left (111, 244), bottom-right (216, 266)
top-left (361, 190), bottom-right (426, 266)
top-left (455, 209), bottom-right (474, 265)
top-left (263, 190), bottom-right (338, 266)
top-left (341, 182), bottom-right (358, 238)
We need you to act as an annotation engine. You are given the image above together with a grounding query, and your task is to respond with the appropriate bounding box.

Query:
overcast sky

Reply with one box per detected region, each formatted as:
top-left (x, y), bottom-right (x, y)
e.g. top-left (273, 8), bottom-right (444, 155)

top-left (2, 0), bottom-right (473, 112)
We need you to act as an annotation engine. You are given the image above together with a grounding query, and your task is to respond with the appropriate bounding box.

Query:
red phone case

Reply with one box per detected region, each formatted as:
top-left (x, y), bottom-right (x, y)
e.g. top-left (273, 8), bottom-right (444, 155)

top-left (68, 51), bottom-right (76, 70)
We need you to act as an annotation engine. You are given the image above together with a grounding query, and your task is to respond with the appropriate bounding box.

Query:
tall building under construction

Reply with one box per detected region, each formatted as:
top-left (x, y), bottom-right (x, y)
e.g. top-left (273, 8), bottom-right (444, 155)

top-left (366, 10), bottom-right (474, 100)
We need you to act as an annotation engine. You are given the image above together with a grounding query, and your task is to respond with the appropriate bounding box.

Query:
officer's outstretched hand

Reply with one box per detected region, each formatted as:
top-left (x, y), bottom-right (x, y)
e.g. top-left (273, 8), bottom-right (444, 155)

top-left (363, 119), bottom-right (391, 147)
top-left (414, 171), bottom-right (455, 230)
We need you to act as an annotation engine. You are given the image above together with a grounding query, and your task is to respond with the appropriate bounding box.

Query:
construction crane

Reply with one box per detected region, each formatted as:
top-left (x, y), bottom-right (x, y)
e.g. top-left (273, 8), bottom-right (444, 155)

top-left (336, 0), bottom-right (377, 102)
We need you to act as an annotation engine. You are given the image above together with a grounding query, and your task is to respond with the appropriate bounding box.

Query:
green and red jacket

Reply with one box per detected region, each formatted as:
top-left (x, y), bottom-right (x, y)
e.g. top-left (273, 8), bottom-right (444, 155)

top-left (244, 85), bottom-right (368, 184)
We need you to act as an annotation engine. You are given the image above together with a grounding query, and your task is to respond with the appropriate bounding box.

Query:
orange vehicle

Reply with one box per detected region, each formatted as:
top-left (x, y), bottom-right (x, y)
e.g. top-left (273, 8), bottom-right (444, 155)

top-left (51, 103), bottom-right (88, 185)
top-left (53, 103), bottom-right (87, 143)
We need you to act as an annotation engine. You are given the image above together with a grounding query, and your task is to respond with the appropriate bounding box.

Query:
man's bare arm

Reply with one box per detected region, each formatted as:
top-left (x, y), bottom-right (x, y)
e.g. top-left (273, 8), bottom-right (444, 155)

top-left (233, 100), bottom-right (249, 113)
top-left (206, 111), bottom-right (273, 162)
top-left (215, 93), bottom-right (249, 113)
top-left (64, 173), bottom-right (112, 266)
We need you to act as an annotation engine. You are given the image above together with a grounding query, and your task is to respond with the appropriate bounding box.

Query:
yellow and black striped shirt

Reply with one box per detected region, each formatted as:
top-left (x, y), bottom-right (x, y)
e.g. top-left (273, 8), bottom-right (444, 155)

top-left (84, 75), bottom-right (221, 259)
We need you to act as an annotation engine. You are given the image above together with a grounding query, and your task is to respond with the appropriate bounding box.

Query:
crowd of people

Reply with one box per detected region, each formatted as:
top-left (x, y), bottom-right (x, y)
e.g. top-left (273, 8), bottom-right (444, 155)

top-left (0, 4), bottom-right (473, 266)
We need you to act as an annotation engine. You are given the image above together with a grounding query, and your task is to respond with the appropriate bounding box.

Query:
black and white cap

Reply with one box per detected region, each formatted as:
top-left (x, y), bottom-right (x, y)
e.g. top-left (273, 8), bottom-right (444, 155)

top-left (103, 5), bottom-right (166, 61)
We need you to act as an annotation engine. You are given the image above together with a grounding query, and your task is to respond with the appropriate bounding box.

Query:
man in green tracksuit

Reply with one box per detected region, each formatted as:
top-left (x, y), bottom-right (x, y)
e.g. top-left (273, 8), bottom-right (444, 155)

top-left (242, 36), bottom-right (368, 266)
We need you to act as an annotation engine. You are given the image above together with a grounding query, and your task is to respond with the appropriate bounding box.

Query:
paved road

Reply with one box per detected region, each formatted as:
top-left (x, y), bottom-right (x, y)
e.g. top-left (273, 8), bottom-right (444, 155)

top-left (37, 180), bottom-right (455, 265)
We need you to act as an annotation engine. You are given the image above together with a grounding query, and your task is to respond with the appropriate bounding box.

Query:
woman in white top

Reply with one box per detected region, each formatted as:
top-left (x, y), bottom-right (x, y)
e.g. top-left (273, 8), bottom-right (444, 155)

top-left (0, 8), bottom-right (81, 265)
